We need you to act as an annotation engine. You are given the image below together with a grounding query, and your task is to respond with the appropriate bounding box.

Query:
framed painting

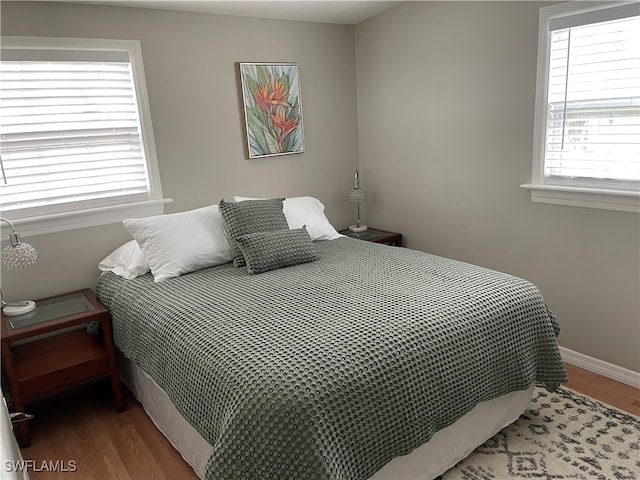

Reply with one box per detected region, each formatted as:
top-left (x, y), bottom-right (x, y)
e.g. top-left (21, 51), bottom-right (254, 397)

top-left (239, 63), bottom-right (305, 158)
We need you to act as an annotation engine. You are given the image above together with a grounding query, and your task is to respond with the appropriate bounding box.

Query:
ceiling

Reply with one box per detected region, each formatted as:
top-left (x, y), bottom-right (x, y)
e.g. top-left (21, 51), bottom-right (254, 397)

top-left (49, 0), bottom-right (402, 24)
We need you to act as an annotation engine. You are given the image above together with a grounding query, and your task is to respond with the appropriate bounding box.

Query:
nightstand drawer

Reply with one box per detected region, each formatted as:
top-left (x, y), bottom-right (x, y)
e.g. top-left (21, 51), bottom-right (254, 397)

top-left (19, 357), bottom-right (109, 399)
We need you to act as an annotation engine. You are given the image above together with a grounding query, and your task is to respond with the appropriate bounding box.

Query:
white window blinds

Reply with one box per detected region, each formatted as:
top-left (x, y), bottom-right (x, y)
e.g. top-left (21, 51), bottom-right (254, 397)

top-left (0, 38), bottom-right (161, 222)
top-left (543, 5), bottom-right (640, 190)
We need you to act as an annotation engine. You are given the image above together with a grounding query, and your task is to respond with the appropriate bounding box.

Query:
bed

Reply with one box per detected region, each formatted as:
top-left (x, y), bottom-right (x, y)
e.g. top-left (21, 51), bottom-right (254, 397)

top-left (95, 199), bottom-right (567, 480)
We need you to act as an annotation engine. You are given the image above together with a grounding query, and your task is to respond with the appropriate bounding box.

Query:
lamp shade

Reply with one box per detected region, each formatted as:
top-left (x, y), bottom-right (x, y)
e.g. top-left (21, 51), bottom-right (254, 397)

top-left (1, 218), bottom-right (37, 269)
top-left (346, 187), bottom-right (367, 204)
top-left (2, 243), bottom-right (37, 269)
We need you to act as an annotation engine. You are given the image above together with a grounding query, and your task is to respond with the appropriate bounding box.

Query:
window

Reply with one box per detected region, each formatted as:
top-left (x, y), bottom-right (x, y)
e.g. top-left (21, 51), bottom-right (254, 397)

top-left (523, 2), bottom-right (640, 213)
top-left (0, 37), bottom-right (170, 236)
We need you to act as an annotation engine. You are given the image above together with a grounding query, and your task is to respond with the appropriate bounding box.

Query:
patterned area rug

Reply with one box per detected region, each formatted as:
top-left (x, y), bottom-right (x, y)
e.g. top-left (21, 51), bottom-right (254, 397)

top-left (440, 386), bottom-right (640, 480)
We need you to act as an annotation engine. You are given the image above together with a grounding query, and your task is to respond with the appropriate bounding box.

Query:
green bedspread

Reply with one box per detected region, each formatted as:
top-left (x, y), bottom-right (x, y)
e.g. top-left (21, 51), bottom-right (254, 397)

top-left (96, 238), bottom-right (567, 480)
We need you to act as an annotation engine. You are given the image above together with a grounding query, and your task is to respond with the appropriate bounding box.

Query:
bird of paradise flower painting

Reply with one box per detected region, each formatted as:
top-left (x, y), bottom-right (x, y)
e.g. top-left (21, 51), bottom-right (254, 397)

top-left (240, 63), bottom-right (304, 158)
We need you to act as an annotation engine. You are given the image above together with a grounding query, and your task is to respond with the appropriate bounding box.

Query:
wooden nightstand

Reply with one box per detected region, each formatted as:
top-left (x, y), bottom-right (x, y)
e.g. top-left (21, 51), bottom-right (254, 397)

top-left (1, 289), bottom-right (124, 447)
top-left (339, 228), bottom-right (403, 246)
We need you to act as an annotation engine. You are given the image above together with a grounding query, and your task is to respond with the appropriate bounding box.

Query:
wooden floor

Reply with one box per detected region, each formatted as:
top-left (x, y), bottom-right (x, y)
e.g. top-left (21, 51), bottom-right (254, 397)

top-left (564, 363), bottom-right (640, 416)
top-left (19, 381), bottom-right (199, 480)
top-left (17, 363), bottom-right (640, 480)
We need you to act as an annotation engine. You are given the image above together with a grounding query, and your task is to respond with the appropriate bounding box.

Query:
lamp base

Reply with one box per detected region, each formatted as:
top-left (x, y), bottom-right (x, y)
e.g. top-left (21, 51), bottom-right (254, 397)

top-left (3, 300), bottom-right (36, 316)
top-left (349, 224), bottom-right (368, 233)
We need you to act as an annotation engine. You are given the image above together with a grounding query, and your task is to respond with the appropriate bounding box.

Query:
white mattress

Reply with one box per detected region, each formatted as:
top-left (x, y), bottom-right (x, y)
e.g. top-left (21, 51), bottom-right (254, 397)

top-left (119, 354), bottom-right (533, 480)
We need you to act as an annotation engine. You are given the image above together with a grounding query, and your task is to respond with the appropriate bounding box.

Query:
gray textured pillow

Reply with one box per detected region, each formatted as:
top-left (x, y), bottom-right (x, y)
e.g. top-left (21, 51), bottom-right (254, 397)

top-left (236, 227), bottom-right (318, 275)
top-left (219, 198), bottom-right (289, 267)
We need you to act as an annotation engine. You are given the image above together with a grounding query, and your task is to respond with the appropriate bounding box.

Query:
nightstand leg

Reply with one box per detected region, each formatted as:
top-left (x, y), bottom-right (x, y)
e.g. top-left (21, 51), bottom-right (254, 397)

top-left (15, 420), bottom-right (30, 448)
top-left (101, 315), bottom-right (125, 412)
top-left (111, 373), bottom-right (125, 413)
top-left (2, 342), bottom-right (31, 447)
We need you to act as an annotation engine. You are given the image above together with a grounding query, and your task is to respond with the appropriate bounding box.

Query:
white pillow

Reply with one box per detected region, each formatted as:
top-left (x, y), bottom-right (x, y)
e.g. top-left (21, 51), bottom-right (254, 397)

top-left (98, 240), bottom-right (150, 279)
top-left (233, 196), bottom-right (342, 241)
top-left (123, 205), bottom-right (233, 282)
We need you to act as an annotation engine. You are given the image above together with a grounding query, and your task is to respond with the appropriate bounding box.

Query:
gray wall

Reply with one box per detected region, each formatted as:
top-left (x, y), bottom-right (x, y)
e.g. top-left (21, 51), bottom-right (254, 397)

top-left (0, 1), bottom-right (358, 300)
top-left (355, 2), bottom-right (640, 371)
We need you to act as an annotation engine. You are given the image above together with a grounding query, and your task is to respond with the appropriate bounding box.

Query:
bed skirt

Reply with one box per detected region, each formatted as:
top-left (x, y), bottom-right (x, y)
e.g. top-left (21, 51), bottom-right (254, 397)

top-left (118, 352), bottom-right (533, 480)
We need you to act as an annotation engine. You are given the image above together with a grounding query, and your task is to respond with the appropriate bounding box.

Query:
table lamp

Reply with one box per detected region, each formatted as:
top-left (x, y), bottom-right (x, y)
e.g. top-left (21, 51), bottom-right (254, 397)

top-left (1, 217), bottom-right (37, 316)
top-left (347, 170), bottom-right (368, 233)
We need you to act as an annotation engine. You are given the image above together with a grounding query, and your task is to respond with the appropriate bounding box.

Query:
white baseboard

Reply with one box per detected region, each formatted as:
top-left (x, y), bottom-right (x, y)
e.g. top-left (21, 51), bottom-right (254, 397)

top-left (560, 346), bottom-right (640, 389)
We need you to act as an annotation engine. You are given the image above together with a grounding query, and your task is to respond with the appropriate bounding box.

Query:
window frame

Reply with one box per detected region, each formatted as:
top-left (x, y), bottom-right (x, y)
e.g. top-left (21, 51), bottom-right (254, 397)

top-left (0, 36), bottom-right (171, 236)
top-left (522, 1), bottom-right (640, 214)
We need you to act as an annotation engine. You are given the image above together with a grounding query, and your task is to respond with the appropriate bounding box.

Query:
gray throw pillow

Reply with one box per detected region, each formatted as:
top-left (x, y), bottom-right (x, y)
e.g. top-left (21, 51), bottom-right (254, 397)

top-left (236, 227), bottom-right (318, 275)
top-left (219, 198), bottom-right (289, 267)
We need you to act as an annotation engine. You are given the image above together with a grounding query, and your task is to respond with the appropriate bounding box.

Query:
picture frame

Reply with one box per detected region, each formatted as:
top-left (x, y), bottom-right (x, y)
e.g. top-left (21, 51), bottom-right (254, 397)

top-left (239, 63), bottom-right (305, 158)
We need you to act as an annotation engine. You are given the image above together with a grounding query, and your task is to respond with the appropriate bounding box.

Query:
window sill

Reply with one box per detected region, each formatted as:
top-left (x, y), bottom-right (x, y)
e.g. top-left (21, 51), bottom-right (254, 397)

top-left (520, 184), bottom-right (639, 214)
top-left (6, 199), bottom-right (174, 238)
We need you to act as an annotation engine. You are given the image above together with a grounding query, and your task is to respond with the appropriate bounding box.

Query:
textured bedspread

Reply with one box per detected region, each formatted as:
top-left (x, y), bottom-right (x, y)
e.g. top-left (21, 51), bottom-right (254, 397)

top-left (96, 238), bottom-right (567, 480)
